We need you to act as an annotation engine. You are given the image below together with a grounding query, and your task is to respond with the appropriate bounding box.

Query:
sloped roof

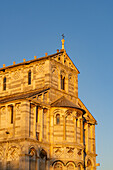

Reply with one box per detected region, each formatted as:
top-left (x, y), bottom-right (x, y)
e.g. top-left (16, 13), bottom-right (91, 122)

top-left (0, 88), bottom-right (50, 104)
top-left (78, 98), bottom-right (97, 124)
top-left (51, 96), bottom-right (85, 113)
top-left (0, 50), bottom-right (79, 74)
top-left (0, 51), bottom-right (63, 71)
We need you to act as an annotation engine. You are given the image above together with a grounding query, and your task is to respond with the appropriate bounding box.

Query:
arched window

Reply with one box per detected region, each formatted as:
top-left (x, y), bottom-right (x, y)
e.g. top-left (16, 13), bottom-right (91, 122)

top-left (10, 105), bottom-right (13, 124)
top-left (29, 148), bottom-right (37, 170)
top-left (36, 106), bottom-right (38, 123)
top-left (3, 77), bottom-right (6, 90)
top-left (61, 75), bottom-right (65, 90)
top-left (28, 70), bottom-right (31, 85)
top-left (87, 159), bottom-right (92, 167)
top-left (56, 114), bottom-right (60, 125)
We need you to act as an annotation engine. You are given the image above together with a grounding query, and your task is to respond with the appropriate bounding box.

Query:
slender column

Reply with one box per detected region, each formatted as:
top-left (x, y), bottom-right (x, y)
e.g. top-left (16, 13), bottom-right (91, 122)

top-left (77, 118), bottom-right (81, 143)
top-left (50, 164), bottom-right (53, 170)
top-left (58, 70), bottom-right (61, 90)
top-left (20, 101), bottom-right (30, 138)
top-left (33, 106), bottom-right (36, 138)
top-left (91, 125), bottom-right (96, 153)
top-left (50, 112), bottom-right (54, 159)
top-left (46, 109), bottom-right (49, 141)
top-left (65, 74), bottom-right (68, 93)
top-left (86, 123), bottom-right (90, 152)
top-left (63, 116), bottom-right (66, 140)
top-left (80, 118), bottom-right (83, 144)
top-left (47, 92), bottom-right (50, 103)
top-left (46, 159), bottom-right (50, 170)
top-left (19, 154), bottom-right (29, 170)
top-left (13, 104), bottom-right (15, 137)
top-left (36, 157), bottom-right (40, 170)
top-left (5, 105), bottom-right (8, 129)
top-left (40, 108), bottom-right (44, 141)
top-left (74, 118), bottom-right (77, 142)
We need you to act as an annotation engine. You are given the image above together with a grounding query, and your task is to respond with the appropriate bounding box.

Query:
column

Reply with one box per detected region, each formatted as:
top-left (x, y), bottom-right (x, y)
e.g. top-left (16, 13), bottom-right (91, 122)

top-left (13, 104), bottom-right (15, 137)
top-left (63, 116), bottom-right (66, 140)
top-left (19, 154), bottom-right (29, 170)
top-left (33, 106), bottom-right (36, 139)
top-left (50, 164), bottom-right (53, 170)
top-left (46, 109), bottom-right (50, 142)
top-left (5, 105), bottom-right (8, 129)
top-left (78, 118), bottom-right (81, 143)
top-left (46, 159), bottom-right (50, 170)
top-left (50, 112), bottom-right (54, 159)
top-left (58, 70), bottom-right (61, 90)
top-left (80, 118), bottom-right (83, 144)
top-left (91, 125), bottom-right (96, 153)
top-left (21, 101), bottom-right (30, 138)
top-left (65, 74), bottom-right (68, 93)
top-left (36, 157), bottom-right (40, 170)
top-left (40, 108), bottom-right (44, 141)
top-left (86, 123), bottom-right (90, 152)
top-left (74, 118), bottom-right (77, 142)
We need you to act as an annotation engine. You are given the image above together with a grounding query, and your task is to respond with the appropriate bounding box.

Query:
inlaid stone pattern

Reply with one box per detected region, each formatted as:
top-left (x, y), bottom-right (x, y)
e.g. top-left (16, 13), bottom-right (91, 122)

top-left (0, 44), bottom-right (97, 169)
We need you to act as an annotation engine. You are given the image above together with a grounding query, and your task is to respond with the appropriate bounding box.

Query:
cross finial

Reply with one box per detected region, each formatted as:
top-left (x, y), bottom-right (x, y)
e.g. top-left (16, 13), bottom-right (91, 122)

top-left (62, 34), bottom-right (65, 39)
top-left (61, 34), bottom-right (65, 49)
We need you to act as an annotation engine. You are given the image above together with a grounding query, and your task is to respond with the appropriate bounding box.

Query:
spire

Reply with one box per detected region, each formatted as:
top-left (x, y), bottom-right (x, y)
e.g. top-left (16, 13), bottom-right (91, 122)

top-left (61, 34), bottom-right (65, 50)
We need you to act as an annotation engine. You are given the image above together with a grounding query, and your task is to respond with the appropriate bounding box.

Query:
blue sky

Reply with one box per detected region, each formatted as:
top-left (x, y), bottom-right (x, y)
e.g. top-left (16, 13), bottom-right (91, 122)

top-left (0, 0), bottom-right (113, 169)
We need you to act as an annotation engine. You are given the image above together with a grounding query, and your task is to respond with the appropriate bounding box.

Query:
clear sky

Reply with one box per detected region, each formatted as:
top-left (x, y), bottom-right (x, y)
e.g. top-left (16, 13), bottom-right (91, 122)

top-left (0, 0), bottom-right (113, 169)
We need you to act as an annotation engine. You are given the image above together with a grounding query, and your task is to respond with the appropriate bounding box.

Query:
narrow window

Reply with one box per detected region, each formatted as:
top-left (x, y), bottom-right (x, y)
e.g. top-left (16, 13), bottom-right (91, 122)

top-left (76, 119), bottom-right (78, 127)
top-left (63, 77), bottom-right (65, 90)
top-left (36, 106), bottom-right (38, 123)
top-left (36, 132), bottom-right (39, 140)
top-left (3, 77), bottom-right (6, 90)
top-left (28, 70), bottom-right (31, 85)
top-left (56, 114), bottom-right (60, 125)
top-left (61, 75), bottom-right (65, 90)
top-left (11, 106), bottom-right (13, 124)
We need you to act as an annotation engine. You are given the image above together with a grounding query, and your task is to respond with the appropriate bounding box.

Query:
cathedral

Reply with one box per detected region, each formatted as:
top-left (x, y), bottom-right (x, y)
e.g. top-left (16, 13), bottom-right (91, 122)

top-left (0, 38), bottom-right (98, 170)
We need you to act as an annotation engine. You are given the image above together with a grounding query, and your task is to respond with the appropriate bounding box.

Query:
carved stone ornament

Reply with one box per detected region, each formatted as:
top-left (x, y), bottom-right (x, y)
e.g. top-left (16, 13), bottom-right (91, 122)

top-left (0, 147), bottom-right (3, 160)
top-left (54, 147), bottom-right (63, 157)
top-left (77, 149), bottom-right (82, 156)
top-left (66, 147), bottom-right (74, 158)
top-left (68, 74), bottom-right (74, 83)
top-left (16, 104), bottom-right (20, 112)
top-left (7, 146), bottom-right (19, 161)
top-left (51, 66), bottom-right (58, 75)
top-left (37, 62), bottom-right (45, 73)
top-left (1, 107), bottom-right (5, 115)
top-left (12, 71), bottom-right (20, 80)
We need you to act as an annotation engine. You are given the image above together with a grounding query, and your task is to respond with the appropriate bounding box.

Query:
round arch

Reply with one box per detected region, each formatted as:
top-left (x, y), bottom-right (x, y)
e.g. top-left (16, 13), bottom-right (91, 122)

top-left (66, 161), bottom-right (76, 170)
top-left (66, 161), bottom-right (77, 167)
top-left (85, 155), bottom-right (95, 168)
top-left (52, 161), bottom-right (64, 170)
top-left (52, 160), bottom-right (65, 167)
top-left (77, 162), bottom-right (84, 170)
top-left (29, 147), bottom-right (37, 157)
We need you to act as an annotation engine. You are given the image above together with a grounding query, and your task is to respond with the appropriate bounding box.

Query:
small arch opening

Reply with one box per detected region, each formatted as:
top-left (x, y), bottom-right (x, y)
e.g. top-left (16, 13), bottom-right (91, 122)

top-left (3, 77), bottom-right (6, 90)
top-left (56, 114), bottom-right (60, 125)
top-left (28, 70), bottom-right (31, 85)
top-left (54, 162), bottom-right (63, 170)
top-left (87, 159), bottom-right (92, 167)
top-left (61, 75), bottom-right (65, 90)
